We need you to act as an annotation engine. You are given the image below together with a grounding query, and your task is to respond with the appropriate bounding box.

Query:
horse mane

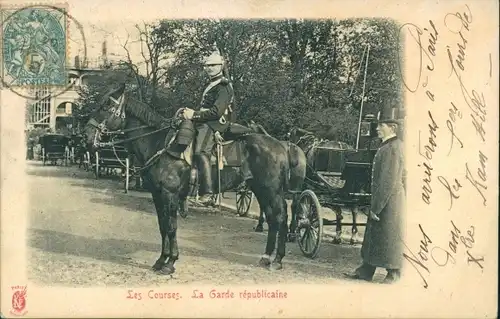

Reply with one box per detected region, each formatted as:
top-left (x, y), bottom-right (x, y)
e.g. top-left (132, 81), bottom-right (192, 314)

top-left (254, 123), bottom-right (270, 136)
top-left (243, 120), bottom-right (271, 136)
top-left (124, 94), bottom-right (167, 128)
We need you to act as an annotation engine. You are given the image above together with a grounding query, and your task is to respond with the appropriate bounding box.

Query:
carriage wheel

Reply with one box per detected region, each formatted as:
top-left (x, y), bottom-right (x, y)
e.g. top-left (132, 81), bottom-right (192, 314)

top-left (83, 151), bottom-right (89, 171)
top-left (65, 151), bottom-right (69, 166)
top-left (85, 151), bottom-right (92, 171)
top-left (94, 152), bottom-right (100, 179)
top-left (296, 189), bottom-right (323, 259)
top-left (236, 187), bottom-right (253, 217)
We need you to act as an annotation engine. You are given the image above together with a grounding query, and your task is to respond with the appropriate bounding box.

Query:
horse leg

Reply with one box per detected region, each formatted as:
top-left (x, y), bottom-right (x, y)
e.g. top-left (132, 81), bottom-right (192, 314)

top-left (253, 195), bottom-right (267, 232)
top-left (151, 190), bottom-right (170, 272)
top-left (178, 180), bottom-right (190, 219)
top-left (287, 195), bottom-right (298, 242)
top-left (163, 194), bottom-right (180, 275)
top-left (350, 207), bottom-right (359, 245)
top-left (271, 196), bottom-right (288, 270)
top-left (333, 207), bottom-right (343, 244)
top-left (255, 209), bottom-right (265, 232)
top-left (155, 190), bottom-right (179, 275)
top-left (259, 196), bottom-right (281, 269)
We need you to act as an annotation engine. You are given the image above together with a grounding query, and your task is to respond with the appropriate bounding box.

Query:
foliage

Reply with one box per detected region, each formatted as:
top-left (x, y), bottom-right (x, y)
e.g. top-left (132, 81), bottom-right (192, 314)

top-left (76, 18), bottom-right (403, 144)
top-left (26, 127), bottom-right (50, 144)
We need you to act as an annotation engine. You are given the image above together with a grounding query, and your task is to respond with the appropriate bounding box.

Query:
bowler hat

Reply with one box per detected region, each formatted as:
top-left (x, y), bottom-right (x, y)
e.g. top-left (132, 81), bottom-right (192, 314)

top-left (377, 107), bottom-right (404, 125)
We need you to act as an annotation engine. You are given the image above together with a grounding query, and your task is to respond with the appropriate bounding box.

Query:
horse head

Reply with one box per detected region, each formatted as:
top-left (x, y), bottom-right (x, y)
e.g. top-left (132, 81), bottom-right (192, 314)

top-left (288, 126), bottom-right (313, 143)
top-left (99, 84), bottom-right (127, 131)
top-left (81, 83), bottom-right (130, 148)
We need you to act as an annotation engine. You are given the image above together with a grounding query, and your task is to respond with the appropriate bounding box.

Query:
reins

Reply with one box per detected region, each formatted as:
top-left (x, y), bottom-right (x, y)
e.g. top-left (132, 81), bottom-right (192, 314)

top-left (93, 92), bottom-right (182, 175)
top-left (96, 124), bottom-right (173, 148)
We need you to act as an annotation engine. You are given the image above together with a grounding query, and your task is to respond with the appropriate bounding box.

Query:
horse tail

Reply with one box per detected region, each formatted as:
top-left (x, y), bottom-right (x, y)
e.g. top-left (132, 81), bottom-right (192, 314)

top-left (287, 141), bottom-right (299, 169)
top-left (282, 142), bottom-right (293, 193)
top-left (286, 142), bottom-right (307, 192)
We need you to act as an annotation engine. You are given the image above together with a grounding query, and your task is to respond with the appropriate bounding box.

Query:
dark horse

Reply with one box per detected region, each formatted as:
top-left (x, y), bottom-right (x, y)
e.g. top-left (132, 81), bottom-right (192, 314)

top-left (86, 87), bottom-right (293, 273)
top-left (244, 121), bottom-right (307, 238)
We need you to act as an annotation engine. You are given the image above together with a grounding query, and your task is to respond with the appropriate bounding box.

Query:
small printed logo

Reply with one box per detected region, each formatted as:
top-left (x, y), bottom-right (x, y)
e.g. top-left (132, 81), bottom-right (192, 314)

top-left (10, 285), bottom-right (27, 316)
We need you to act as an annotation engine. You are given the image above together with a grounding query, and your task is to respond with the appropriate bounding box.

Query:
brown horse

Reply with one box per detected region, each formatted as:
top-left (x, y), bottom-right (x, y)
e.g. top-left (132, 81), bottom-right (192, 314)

top-left (86, 87), bottom-right (294, 273)
top-left (244, 121), bottom-right (307, 239)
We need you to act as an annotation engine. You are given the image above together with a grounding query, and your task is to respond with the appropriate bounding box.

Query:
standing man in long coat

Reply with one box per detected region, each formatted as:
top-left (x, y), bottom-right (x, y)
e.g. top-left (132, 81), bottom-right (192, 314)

top-left (344, 111), bottom-right (406, 284)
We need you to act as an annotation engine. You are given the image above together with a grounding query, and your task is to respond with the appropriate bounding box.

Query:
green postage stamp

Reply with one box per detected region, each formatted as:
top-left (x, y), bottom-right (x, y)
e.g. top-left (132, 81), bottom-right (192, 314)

top-left (1, 5), bottom-right (67, 87)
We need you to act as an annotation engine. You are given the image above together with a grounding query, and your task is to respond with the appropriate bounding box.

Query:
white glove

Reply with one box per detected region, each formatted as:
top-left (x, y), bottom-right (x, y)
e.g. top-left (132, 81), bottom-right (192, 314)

top-left (369, 211), bottom-right (380, 221)
top-left (214, 131), bottom-right (224, 143)
top-left (182, 108), bottom-right (194, 120)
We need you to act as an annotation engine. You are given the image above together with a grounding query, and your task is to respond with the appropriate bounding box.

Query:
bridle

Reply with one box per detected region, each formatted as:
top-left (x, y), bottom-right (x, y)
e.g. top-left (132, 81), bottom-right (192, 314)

top-left (89, 91), bottom-right (183, 174)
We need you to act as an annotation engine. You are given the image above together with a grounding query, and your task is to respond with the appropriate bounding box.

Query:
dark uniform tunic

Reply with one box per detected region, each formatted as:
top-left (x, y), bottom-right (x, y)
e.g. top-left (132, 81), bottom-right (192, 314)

top-left (361, 135), bottom-right (406, 270)
top-left (192, 76), bottom-right (234, 155)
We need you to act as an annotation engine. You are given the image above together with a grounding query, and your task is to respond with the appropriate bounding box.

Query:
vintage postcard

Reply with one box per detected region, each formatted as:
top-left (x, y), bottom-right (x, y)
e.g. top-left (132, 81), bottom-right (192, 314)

top-left (1, 0), bottom-right (498, 317)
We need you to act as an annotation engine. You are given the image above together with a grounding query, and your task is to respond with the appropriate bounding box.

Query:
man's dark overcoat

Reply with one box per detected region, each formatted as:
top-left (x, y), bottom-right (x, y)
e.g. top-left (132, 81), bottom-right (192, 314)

top-left (361, 136), bottom-right (406, 269)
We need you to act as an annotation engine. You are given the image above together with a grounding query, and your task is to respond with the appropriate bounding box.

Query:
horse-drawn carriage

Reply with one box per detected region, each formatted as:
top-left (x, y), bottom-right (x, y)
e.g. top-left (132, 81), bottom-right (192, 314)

top-left (289, 113), bottom-right (382, 258)
top-left (90, 133), bottom-right (132, 190)
top-left (39, 133), bottom-right (71, 166)
top-left (67, 134), bottom-right (86, 165)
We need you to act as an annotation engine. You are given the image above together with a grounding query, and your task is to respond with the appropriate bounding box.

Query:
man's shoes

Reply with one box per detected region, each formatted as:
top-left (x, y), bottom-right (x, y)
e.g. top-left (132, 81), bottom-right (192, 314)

top-left (342, 272), bottom-right (372, 282)
top-left (382, 270), bottom-right (401, 284)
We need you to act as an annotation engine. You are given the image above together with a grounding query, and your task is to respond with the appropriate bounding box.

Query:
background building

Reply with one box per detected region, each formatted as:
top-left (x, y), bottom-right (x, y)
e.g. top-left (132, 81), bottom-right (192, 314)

top-left (25, 41), bottom-right (113, 135)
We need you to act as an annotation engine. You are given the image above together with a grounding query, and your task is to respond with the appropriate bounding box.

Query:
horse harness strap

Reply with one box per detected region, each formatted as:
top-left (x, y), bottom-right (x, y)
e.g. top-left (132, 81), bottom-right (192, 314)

top-left (110, 94), bottom-right (126, 118)
top-left (133, 148), bottom-right (167, 174)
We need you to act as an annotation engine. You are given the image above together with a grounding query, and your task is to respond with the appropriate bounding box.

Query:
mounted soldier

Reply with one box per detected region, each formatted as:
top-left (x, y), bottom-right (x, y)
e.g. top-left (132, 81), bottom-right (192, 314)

top-left (181, 50), bottom-right (235, 206)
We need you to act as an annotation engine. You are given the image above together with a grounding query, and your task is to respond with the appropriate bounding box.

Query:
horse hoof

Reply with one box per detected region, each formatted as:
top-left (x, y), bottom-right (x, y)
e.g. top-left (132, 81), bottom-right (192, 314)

top-left (178, 210), bottom-right (188, 219)
top-left (349, 238), bottom-right (356, 245)
top-left (287, 233), bottom-right (296, 242)
top-left (270, 262), bottom-right (283, 271)
top-left (152, 260), bottom-right (165, 271)
top-left (332, 237), bottom-right (342, 245)
top-left (156, 264), bottom-right (175, 275)
top-left (254, 225), bottom-right (264, 232)
top-left (259, 257), bottom-right (271, 268)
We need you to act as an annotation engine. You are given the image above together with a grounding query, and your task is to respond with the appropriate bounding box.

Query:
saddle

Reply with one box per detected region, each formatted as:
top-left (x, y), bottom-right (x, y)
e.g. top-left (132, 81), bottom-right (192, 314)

top-left (164, 121), bottom-right (254, 169)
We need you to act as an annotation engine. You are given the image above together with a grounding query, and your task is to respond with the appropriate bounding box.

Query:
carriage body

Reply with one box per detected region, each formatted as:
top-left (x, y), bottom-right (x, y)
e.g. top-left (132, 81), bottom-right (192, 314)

top-left (301, 140), bottom-right (377, 208)
top-left (39, 134), bottom-right (70, 166)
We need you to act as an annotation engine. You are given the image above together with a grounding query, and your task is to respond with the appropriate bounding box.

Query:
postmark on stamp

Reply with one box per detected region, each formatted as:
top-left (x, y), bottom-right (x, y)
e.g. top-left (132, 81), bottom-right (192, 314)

top-left (1, 5), bottom-right (67, 87)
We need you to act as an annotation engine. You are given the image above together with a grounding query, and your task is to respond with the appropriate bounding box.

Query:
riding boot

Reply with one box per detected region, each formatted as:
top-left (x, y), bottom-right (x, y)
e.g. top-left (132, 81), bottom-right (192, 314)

top-left (197, 154), bottom-right (214, 206)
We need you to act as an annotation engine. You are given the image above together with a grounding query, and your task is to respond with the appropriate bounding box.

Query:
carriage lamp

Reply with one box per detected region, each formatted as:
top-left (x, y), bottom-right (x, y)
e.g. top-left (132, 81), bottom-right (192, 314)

top-left (360, 122), bottom-right (371, 137)
top-left (360, 114), bottom-right (377, 137)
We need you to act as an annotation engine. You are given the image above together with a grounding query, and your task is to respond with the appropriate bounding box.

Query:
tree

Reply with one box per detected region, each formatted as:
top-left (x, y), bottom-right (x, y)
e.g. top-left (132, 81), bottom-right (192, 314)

top-left (75, 18), bottom-right (403, 144)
